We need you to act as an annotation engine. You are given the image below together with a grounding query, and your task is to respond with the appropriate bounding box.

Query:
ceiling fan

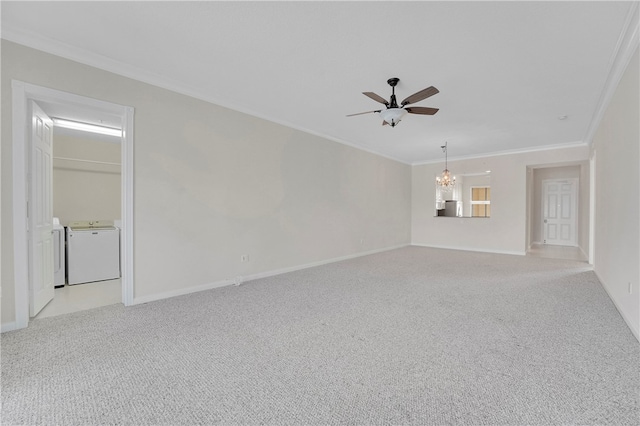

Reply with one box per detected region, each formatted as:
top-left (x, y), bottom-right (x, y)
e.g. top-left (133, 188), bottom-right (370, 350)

top-left (347, 78), bottom-right (439, 127)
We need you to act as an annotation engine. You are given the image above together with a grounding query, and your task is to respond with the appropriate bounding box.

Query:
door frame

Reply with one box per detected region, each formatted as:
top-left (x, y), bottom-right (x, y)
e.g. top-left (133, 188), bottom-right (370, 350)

top-left (589, 151), bottom-right (596, 264)
top-left (541, 177), bottom-right (579, 246)
top-left (11, 80), bottom-right (134, 330)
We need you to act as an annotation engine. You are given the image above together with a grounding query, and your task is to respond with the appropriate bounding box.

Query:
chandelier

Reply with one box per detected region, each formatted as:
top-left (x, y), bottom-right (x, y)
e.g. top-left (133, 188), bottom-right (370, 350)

top-left (436, 142), bottom-right (455, 189)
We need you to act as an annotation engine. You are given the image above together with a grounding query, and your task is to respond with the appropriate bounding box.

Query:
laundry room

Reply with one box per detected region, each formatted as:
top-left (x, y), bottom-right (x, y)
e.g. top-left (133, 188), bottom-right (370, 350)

top-left (44, 118), bottom-right (123, 318)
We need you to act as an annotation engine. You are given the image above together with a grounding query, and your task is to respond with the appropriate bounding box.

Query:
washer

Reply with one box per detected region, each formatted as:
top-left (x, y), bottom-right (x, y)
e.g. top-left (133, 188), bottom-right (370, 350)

top-left (53, 217), bottom-right (66, 287)
top-left (66, 220), bottom-right (120, 285)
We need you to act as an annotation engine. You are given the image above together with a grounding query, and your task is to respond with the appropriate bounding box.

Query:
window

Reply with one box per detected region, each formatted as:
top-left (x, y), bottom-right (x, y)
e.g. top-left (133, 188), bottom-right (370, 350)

top-left (471, 186), bottom-right (490, 217)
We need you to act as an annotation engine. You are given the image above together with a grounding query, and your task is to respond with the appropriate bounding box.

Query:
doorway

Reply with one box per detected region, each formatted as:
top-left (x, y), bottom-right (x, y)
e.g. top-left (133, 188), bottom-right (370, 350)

top-left (38, 120), bottom-right (123, 319)
top-left (526, 162), bottom-right (590, 261)
top-left (11, 81), bottom-right (134, 330)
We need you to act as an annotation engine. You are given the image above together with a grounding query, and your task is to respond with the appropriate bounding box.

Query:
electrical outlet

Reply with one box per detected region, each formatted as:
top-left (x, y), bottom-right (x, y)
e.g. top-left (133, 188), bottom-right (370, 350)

top-left (241, 254), bottom-right (249, 262)
top-left (360, 238), bottom-right (365, 245)
top-left (629, 282), bottom-right (633, 294)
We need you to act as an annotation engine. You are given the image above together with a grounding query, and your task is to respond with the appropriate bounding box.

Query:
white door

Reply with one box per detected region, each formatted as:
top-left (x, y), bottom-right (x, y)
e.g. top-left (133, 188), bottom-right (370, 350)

top-left (543, 179), bottom-right (578, 246)
top-left (29, 101), bottom-right (55, 316)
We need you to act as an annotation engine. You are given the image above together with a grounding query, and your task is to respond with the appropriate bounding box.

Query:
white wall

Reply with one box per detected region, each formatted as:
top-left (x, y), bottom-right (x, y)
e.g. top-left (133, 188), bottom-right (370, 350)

top-left (1, 41), bottom-right (411, 325)
top-left (412, 146), bottom-right (590, 255)
top-left (52, 133), bottom-right (121, 225)
top-left (579, 161), bottom-right (590, 257)
top-left (592, 47), bottom-right (639, 339)
top-left (3, 39), bottom-right (636, 340)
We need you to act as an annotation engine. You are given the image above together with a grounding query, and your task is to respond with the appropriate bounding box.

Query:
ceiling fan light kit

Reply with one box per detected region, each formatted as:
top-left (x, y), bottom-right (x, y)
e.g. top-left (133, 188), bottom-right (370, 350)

top-left (348, 77), bottom-right (439, 127)
top-left (379, 108), bottom-right (408, 127)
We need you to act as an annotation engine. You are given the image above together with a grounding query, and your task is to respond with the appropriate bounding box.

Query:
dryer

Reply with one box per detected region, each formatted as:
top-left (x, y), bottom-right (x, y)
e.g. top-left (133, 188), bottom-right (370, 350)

top-left (66, 220), bottom-right (120, 285)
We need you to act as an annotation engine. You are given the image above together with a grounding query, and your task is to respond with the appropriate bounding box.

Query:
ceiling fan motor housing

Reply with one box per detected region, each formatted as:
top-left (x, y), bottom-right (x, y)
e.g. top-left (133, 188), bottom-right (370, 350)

top-left (387, 78), bottom-right (400, 108)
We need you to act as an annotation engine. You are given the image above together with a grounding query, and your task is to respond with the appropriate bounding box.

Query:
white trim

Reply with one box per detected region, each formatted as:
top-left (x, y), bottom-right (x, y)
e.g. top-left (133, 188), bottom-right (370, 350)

top-left (121, 107), bottom-right (135, 307)
top-left (9, 81), bottom-right (134, 331)
top-left (594, 271), bottom-right (640, 342)
top-left (578, 246), bottom-right (589, 265)
top-left (584, 2), bottom-right (639, 145)
top-left (243, 244), bottom-right (408, 283)
top-left (2, 27), bottom-right (409, 166)
top-left (589, 150), bottom-right (596, 265)
top-left (4, 5), bottom-right (635, 167)
top-left (412, 141), bottom-right (589, 166)
top-left (133, 278), bottom-right (234, 305)
top-left (133, 244), bottom-right (408, 305)
top-left (11, 81), bottom-right (29, 331)
top-left (410, 243), bottom-right (525, 257)
top-left (1, 322), bottom-right (18, 333)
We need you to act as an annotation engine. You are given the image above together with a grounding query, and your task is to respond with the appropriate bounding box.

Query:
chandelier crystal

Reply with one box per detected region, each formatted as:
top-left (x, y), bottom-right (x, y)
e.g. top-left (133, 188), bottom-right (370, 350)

top-left (436, 142), bottom-right (455, 189)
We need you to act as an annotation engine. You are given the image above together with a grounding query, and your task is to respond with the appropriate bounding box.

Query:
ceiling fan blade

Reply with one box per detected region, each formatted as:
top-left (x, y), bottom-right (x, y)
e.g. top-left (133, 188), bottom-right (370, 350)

top-left (363, 92), bottom-right (389, 106)
top-left (401, 86), bottom-right (439, 106)
top-left (405, 106), bottom-right (439, 115)
top-left (346, 110), bottom-right (381, 117)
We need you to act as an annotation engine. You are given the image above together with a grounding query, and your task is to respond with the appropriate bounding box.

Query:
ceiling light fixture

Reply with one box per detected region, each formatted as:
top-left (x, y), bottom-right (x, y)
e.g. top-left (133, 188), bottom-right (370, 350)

top-left (436, 141), bottom-right (455, 189)
top-left (379, 108), bottom-right (408, 127)
top-left (53, 118), bottom-right (122, 137)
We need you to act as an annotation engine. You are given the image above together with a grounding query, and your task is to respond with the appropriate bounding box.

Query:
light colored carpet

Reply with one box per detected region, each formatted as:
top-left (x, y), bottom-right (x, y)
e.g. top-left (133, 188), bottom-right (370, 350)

top-left (2, 246), bottom-right (638, 425)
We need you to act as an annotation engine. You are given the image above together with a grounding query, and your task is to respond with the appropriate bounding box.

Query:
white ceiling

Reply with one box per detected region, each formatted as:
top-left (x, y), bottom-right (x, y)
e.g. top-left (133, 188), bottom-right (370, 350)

top-left (1, 1), bottom-right (635, 164)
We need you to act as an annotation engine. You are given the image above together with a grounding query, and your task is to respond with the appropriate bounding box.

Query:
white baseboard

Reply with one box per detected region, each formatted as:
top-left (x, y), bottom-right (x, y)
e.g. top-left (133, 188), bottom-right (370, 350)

top-left (579, 246), bottom-right (590, 264)
top-left (242, 244), bottom-right (409, 282)
top-left (133, 278), bottom-right (235, 305)
top-left (133, 244), bottom-right (409, 306)
top-left (411, 243), bottom-right (525, 257)
top-left (593, 271), bottom-right (640, 342)
top-left (1, 322), bottom-right (18, 333)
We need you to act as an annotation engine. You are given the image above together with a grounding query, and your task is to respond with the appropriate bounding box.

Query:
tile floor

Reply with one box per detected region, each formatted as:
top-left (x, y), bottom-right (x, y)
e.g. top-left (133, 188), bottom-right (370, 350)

top-left (527, 243), bottom-right (588, 262)
top-left (34, 279), bottom-right (122, 320)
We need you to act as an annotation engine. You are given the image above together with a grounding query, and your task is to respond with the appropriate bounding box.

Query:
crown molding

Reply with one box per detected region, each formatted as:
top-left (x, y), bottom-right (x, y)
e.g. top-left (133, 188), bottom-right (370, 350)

top-left (1, 26), bottom-right (410, 165)
top-left (583, 2), bottom-right (639, 145)
top-left (411, 140), bottom-right (589, 166)
top-left (4, 3), bottom-right (633, 168)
